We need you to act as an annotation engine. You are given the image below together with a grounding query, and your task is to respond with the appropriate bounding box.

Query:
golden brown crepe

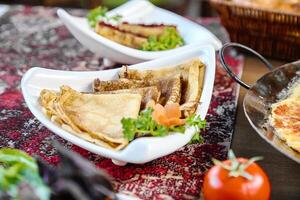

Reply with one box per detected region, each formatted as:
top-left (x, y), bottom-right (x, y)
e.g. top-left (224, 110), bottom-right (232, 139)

top-left (181, 60), bottom-right (205, 116)
top-left (40, 89), bottom-right (59, 118)
top-left (270, 82), bottom-right (300, 153)
top-left (96, 22), bottom-right (147, 49)
top-left (118, 58), bottom-right (202, 81)
top-left (118, 22), bottom-right (176, 38)
top-left (93, 78), bottom-right (150, 92)
top-left (94, 75), bottom-right (182, 107)
top-left (40, 86), bottom-right (142, 150)
top-left (156, 75), bottom-right (181, 105)
top-left (118, 58), bottom-right (205, 116)
top-left (97, 86), bottom-right (161, 109)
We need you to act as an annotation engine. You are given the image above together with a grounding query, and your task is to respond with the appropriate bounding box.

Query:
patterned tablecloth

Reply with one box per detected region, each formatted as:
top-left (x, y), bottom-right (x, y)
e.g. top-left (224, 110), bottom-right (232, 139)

top-left (0, 6), bottom-right (244, 200)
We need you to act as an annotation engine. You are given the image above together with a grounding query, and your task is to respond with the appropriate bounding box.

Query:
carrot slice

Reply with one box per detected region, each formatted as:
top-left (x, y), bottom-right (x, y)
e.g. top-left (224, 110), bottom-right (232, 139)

top-left (165, 103), bottom-right (181, 118)
top-left (152, 103), bottom-right (184, 127)
top-left (152, 104), bottom-right (168, 126)
top-left (168, 118), bottom-right (185, 126)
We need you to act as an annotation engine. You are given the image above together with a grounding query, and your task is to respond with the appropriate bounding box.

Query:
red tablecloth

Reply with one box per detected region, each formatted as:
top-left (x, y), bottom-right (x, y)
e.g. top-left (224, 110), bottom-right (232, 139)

top-left (0, 6), bottom-right (244, 199)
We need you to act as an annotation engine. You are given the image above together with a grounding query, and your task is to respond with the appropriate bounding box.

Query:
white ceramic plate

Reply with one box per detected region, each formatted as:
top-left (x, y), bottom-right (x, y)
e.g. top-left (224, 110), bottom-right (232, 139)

top-left (57, 0), bottom-right (221, 64)
top-left (21, 45), bottom-right (215, 165)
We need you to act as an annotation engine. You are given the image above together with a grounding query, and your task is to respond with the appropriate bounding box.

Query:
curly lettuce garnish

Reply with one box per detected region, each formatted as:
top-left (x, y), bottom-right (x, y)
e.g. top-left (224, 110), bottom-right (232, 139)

top-left (87, 6), bottom-right (122, 28)
top-left (141, 27), bottom-right (184, 51)
top-left (121, 108), bottom-right (205, 143)
top-left (187, 114), bottom-right (206, 144)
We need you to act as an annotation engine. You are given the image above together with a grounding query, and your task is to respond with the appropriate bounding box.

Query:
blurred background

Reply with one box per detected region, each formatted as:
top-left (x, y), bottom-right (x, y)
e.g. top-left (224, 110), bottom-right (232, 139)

top-left (0, 0), bottom-right (215, 16)
top-left (1, 0), bottom-right (298, 61)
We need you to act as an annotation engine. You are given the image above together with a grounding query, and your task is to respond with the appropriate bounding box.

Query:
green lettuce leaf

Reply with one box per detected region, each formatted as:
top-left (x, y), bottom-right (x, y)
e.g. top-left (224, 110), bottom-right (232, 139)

top-left (142, 27), bottom-right (184, 51)
top-left (0, 149), bottom-right (50, 200)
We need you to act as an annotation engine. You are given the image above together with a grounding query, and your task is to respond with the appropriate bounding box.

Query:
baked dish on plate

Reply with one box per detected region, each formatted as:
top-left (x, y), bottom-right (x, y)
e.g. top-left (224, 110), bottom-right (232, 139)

top-left (21, 46), bottom-right (216, 165)
top-left (243, 60), bottom-right (300, 164)
top-left (86, 5), bottom-right (185, 51)
top-left (270, 80), bottom-right (300, 153)
top-left (57, 0), bottom-right (221, 64)
top-left (39, 59), bottom-right (206, 150)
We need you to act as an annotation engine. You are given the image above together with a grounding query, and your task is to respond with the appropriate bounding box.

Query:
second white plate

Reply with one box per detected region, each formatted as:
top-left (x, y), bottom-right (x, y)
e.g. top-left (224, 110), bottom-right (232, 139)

top-left (57, 0), bottom-right (221, 64)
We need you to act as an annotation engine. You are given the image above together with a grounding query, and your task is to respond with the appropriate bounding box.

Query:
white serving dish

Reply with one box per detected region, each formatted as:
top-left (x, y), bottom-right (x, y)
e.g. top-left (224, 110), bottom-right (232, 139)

top-left (57, 0), bottom-right (221, 64)
top-left (21, 45), bottom-right (215, 165)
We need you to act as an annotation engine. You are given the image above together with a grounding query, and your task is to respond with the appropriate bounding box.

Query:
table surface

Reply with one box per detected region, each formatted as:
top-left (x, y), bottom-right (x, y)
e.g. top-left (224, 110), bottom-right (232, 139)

top-left (0, 4), bottom-right (299, 198)
top-left (232, 56), bottom-right (300, 200)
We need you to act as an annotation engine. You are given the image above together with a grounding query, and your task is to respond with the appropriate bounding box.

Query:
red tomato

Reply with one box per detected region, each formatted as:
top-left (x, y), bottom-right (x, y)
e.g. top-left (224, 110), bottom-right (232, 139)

top-left (203, 157), bottom-right (271, 200)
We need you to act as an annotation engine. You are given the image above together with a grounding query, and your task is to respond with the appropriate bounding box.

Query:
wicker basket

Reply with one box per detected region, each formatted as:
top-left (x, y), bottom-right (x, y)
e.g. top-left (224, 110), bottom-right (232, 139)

top-left (210, 0), bottom-right (300, 61)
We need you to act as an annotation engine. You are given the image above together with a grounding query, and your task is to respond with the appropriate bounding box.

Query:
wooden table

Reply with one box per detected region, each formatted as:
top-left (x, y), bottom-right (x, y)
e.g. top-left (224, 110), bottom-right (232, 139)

top-left (232, 56), bottom-right (300, 200)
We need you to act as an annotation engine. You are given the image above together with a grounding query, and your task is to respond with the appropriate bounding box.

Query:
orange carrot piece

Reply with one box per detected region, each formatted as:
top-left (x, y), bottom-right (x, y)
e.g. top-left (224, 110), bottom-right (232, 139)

top-left (168, 118), bottom-right (185, 126)
top-left (152, 103), bottom-right (184, 127)
top-left (152, 104), bottom-right (168, 126)
top-left (165, 103), bottom-right (181, 118)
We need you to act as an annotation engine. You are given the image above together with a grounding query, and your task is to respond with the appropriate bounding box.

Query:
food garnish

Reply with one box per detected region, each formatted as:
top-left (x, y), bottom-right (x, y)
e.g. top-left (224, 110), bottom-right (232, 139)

top-left (141, 27), bottom-right (184, 51)
top-left (121, 103), bottom-right (206, 142)
top-left (0, 149), bottom-right (50, 200)
top-left (152, 103), bottom-right (184, 127)
top-left (270, 81), bottom-right (300, 153)
top-left (87, 6), bottom-right (122, 28)
top-left (203, 150), bottom-right (271, 200)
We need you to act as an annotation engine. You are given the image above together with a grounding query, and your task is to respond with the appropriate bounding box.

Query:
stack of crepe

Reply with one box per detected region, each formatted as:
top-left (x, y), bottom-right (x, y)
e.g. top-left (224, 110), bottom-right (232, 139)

top-left (40, 86), bottom-right (141, 150)
top-left (39, 58), bottom-right (206, 150)
top-left (94, 58), bottom-right (205, 117)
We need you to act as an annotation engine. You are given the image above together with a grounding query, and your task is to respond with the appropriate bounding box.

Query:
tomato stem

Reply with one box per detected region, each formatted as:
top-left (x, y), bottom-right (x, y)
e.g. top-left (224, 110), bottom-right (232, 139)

top-left (212, 150), bottom-right (263, 180)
